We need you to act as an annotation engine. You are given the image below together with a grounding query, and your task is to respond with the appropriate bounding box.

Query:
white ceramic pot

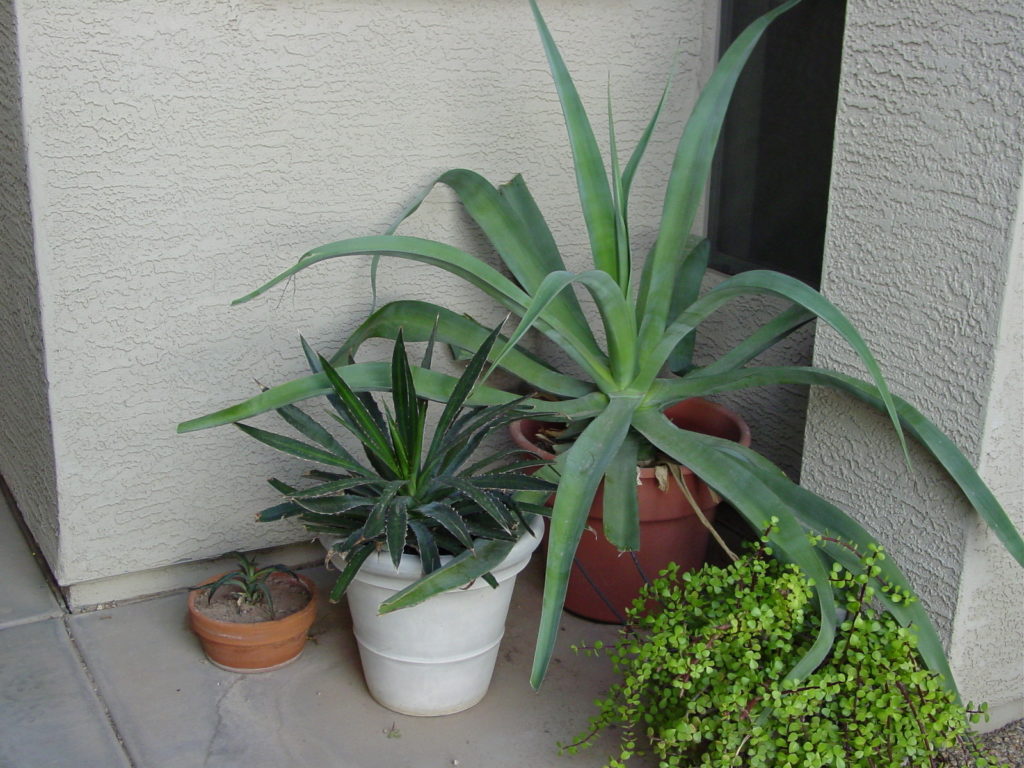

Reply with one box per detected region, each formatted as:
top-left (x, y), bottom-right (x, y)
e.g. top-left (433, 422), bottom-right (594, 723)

top-left (336, 516), bottom-right (543, 717)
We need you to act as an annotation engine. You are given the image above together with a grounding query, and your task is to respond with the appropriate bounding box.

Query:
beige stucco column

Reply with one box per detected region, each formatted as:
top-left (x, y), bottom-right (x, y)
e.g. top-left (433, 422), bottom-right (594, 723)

top-left (802, 1), bottom-right (1024, 726)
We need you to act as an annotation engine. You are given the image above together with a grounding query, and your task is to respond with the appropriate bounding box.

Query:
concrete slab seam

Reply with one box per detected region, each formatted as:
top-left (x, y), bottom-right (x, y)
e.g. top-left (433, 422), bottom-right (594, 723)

top-left (0, 610), bottom-right (64, 631)
top-left (60, 614), bottom-right (138, 768)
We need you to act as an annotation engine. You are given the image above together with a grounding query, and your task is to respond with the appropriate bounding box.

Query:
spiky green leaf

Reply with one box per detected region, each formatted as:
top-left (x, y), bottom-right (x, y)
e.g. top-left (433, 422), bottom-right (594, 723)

top-left (379, 538), bottom-right (517, 613)
top-left (329, 543), bottom-right (376, 603)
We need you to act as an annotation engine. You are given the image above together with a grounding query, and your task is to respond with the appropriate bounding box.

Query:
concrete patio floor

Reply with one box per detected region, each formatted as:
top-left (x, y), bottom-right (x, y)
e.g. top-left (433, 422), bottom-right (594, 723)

top-left (7, 490), bottom-right (1021, 768)
top-left (0, 492), bottom-right (650, 768)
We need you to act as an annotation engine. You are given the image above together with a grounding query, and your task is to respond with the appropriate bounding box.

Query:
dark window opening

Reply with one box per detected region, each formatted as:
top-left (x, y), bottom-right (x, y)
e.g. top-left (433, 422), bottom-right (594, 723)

top-left (708, 0), bottom-right (847, 288)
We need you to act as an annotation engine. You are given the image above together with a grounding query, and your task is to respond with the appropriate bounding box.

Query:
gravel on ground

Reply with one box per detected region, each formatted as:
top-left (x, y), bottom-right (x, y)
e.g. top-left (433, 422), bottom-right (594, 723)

top-left (940, 718), bottom-right (1023, 767)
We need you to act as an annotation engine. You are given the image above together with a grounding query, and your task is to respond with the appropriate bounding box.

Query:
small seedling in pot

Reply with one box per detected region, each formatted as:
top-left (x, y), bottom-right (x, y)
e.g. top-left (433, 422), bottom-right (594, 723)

top-left (191, 551), bottom-right (300, 619)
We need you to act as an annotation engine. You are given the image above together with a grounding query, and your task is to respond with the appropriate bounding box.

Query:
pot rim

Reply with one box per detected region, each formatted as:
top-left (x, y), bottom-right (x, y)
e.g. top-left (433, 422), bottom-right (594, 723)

top-left (186, 570), bottom-right (316, 632)
top-left (323, 514), bottom-right (545, 585)
top-left (509, 397), bottom-right (751, 478)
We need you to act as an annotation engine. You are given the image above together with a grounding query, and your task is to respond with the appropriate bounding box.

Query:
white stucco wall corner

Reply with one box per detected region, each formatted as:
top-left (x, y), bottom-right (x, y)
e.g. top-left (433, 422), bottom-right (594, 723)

top-left (0, 0), bottom-right (61, 569)
top-left (947, 160), bottom-right (1024, 729)
top-left (947, 514), bottom-right (1024, 732)
top-left (804, 0), bottom-right (1024, 707)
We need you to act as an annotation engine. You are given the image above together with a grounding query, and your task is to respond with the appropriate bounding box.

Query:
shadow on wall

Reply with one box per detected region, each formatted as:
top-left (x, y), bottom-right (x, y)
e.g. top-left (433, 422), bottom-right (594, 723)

top-left (0, 0), bottom-right (61, 576)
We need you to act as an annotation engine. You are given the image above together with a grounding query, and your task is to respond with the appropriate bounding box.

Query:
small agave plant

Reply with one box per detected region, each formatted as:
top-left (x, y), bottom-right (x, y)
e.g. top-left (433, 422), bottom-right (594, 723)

top-left (180, 0), bottom-right (1024, 691)
top-left (235, 324), bottom-right (553, 608)
top-left (191, 551), bottom-right (301, 618)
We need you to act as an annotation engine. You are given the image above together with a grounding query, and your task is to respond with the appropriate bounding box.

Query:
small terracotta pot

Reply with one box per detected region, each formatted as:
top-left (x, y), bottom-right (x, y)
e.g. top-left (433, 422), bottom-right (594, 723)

top-left (509, 398), bottom-right (750, 623)
top-left (187, 572), bottom-right (317, 672)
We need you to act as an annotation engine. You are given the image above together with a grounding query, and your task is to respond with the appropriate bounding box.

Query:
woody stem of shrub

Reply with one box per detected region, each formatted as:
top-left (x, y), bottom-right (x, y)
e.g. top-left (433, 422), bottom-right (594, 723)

top-left (670, 464), bottom-right (738, 563)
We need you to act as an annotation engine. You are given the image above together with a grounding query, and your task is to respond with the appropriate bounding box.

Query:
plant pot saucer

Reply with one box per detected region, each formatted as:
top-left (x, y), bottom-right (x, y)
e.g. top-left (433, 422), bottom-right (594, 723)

top-left (205, 648), bottom-right (308, 674)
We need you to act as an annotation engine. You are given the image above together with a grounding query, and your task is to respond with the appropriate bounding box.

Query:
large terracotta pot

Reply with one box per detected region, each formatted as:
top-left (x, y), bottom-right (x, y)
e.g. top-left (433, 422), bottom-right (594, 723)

top-left (508, 398), bottom-right (750, 623)
top-left (188, 572), bottom-right (317, 672)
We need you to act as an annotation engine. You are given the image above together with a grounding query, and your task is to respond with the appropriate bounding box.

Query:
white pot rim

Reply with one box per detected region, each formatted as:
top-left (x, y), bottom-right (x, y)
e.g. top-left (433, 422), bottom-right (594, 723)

top-left (322, 514), bottom-right (544, 587)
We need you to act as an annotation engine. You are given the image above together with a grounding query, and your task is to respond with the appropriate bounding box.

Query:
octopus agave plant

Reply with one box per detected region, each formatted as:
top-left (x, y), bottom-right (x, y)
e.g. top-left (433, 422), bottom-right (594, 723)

top-left (179, 0), bottom-right (1024, 691)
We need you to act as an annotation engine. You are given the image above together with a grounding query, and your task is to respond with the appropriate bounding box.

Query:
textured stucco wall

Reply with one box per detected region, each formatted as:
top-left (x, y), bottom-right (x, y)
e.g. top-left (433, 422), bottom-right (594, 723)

top-left (7, 0), bottom-right (813, 586)
top-left (948, 180), bottom-right (1024, 721)
top-left (0, 0), bottom-right (60, 566)
top-left (802, 0), bottom-right (1023, 709)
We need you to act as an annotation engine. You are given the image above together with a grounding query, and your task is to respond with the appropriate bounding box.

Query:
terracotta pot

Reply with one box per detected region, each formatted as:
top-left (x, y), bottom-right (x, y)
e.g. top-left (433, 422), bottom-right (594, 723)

top-left (508, 398), bottom-right (750, 623)
top-left (187, 571), bottom-right (317, 672)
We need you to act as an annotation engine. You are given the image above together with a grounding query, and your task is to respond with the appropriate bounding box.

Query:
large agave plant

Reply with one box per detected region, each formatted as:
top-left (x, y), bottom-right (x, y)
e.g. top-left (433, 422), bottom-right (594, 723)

top-left (179, 0), bottom-right (1024, 690)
